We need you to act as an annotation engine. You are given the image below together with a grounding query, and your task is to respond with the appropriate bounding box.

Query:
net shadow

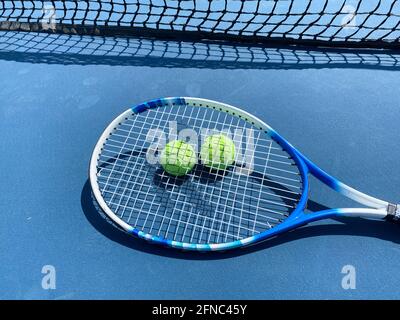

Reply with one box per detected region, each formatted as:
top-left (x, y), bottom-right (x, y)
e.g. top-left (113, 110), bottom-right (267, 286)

top-left (1, 30), bottom-right (400, 70)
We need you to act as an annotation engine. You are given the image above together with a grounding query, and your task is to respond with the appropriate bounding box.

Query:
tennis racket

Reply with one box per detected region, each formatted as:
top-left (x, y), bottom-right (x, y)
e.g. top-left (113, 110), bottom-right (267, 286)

top-left (89, 97), bottom-right (399, 251)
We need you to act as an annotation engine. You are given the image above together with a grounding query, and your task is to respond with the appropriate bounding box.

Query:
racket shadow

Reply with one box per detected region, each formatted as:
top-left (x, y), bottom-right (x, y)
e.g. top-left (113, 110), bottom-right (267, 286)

top-left (81, 179), bottom-right (400, 260)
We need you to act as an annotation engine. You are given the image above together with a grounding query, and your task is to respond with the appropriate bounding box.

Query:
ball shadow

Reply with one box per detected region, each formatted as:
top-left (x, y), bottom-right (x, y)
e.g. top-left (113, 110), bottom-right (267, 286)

top-left (153, 168), bottom-right (189, 189)
top-left (152, 164), bottom-right (231, 190)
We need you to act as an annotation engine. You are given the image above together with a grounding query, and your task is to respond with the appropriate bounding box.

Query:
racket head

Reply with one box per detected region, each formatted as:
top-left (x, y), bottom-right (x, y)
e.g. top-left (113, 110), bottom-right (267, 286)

top-left (89, 97), bottom-right (310, 251)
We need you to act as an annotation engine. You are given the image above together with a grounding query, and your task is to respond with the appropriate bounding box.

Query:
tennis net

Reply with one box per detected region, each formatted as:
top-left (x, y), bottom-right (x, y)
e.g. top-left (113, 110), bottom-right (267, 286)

top-left (1, 0), bottom-right (400, 48)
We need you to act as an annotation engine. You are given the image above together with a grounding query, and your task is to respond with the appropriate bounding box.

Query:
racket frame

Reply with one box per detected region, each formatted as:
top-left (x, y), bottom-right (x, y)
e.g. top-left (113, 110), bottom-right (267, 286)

top-left (89, 97), bottom-right (392, 251)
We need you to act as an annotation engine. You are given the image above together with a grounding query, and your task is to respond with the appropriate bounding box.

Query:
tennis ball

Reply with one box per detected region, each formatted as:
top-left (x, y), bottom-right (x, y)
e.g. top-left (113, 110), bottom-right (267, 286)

top-left (160, 140), bottom-right (197, 176)
top-left (200, 134), bottom-right (235, 170)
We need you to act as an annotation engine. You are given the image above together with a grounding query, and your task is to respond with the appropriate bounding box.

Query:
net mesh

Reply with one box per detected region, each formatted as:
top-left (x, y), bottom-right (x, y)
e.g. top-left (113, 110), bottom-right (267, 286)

top-left (1, 0), bottom-right (400, 49)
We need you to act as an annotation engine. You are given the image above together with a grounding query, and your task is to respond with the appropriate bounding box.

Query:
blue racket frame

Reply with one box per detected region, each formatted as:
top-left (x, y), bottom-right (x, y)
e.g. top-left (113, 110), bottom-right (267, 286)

top-left (90, 97), bottom-right (393, 251)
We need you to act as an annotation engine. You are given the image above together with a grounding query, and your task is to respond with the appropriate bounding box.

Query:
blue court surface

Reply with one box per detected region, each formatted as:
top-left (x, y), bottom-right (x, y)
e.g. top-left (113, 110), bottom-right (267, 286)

top-left (1, 30), bottom-right (400, 300)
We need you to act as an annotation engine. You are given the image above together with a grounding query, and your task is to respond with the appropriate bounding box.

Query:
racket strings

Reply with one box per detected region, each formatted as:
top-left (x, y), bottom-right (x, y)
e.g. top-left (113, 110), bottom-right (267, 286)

top-left (101, 108), bottom-right (155, 218)
top-left (98, 109), bottom-right (296, 241)
top-left (96, 102), bottom-right (303, 244)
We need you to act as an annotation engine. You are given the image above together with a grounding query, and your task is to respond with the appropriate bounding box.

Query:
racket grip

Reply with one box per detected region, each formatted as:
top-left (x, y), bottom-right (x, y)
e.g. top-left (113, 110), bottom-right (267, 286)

top-left (386, 204), bottom-right (400, 223)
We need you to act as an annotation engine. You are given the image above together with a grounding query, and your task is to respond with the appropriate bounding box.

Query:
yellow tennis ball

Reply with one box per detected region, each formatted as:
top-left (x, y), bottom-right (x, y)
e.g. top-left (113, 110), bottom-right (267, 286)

top-left (200, 134), bottom-right (235, 170)
top-left (160, 140), bottom-right (197, 176)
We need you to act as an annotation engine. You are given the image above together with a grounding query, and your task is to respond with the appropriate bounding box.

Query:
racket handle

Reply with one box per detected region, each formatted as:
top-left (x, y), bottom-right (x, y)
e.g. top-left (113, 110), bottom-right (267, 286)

top-left (386, 204), bottom-right (400, 222)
